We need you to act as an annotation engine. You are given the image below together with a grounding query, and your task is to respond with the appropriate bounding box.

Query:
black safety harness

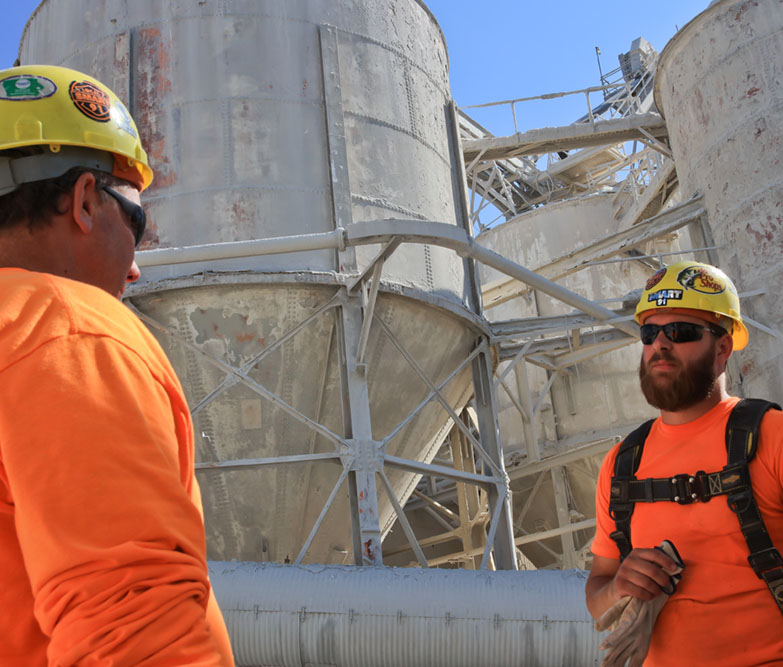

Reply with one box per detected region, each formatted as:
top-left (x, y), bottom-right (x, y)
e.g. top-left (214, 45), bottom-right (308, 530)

top-left (608, 398), bottom-right (783, 614)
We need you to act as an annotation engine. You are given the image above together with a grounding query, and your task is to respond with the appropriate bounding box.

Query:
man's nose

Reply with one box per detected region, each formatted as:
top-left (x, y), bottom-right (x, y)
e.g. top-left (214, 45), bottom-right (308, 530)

top-left (650, 327), bottom-right (672, 350)
top-left (126, 260), bottom-right (141, 284)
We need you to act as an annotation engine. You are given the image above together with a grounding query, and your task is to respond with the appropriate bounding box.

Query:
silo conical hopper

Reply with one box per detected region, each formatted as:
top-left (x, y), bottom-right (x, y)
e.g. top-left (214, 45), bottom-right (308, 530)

top-left (20, 0), bottom-right (481, 564)
top-left (654, 0), bottom-right (783, 401)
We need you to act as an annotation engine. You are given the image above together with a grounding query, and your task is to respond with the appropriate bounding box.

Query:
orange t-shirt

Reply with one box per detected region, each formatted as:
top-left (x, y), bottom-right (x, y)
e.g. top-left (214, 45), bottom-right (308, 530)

top-left (593, 397), bottom-right (783, 666)
top-left (0, 268), bottom-right (234, 666)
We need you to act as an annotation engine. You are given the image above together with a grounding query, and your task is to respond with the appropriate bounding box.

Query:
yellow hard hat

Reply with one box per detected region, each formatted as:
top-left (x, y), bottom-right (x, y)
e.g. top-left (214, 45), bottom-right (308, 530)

top-left (0, 65), bottom-right (152, 192)
top-left (635, 260), bottom-right (748, 350)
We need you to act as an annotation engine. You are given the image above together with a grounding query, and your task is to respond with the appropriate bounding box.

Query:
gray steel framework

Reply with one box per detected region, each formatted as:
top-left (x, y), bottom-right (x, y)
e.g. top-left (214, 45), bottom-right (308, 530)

top-left (134, 209), bottom-right (779, 571)
top-left (135, 202), bottom-right (783, 569)
top-left (132, 214), bottom-right (648, 569)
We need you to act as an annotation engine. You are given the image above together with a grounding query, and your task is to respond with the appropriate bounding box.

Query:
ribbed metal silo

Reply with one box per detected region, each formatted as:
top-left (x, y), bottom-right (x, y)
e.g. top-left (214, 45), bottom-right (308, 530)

top-left (19, 0), bottom-right (482, 565)
top-left (654, 0), bottom-right (783, 401)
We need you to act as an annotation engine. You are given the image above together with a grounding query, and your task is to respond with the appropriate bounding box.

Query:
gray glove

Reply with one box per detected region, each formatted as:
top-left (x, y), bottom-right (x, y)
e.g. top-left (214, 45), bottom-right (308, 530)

top-left (595, 540), bottom-right (684, 667)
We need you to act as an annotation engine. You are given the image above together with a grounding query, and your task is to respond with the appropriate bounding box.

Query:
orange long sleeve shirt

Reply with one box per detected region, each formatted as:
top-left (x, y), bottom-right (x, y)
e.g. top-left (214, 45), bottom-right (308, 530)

top-left (592, 397), bottom-right (783, 665)
top-left (0, 268), bottom-right (234, 666)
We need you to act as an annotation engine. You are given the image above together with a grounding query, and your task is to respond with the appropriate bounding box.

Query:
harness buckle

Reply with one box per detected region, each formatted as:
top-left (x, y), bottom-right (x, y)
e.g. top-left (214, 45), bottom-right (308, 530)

top-left (670, 473), bottom-right (703, 504)
top-left (608, 502), bottom-right (633, 522)
top-left (727, 488), bottom-right (754, 515)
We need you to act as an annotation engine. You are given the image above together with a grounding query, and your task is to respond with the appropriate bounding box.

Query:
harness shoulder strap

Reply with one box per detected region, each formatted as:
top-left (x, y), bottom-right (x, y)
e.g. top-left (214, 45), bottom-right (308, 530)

top-left (608, 419), bottom-right (654, 559)
top-left (724, 398), bottom-right (783, 614)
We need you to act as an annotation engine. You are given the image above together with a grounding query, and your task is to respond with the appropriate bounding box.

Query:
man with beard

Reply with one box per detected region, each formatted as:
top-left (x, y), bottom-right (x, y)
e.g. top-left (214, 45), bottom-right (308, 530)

top-left (585, 260), bottom-right (783, 666)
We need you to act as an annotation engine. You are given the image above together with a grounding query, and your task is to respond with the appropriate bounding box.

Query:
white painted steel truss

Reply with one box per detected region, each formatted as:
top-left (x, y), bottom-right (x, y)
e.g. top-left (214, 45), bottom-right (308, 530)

top-left (132, 216), bottom-right (644, 570)
top-left (460, 38), bottom-right (674, 235)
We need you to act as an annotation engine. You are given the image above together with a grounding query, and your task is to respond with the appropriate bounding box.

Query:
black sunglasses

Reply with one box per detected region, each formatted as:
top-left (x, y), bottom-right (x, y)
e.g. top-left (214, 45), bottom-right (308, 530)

top-left (640, 321), bottom-right (728, 345)
top-left (102, 186), bottom-right (146, 247)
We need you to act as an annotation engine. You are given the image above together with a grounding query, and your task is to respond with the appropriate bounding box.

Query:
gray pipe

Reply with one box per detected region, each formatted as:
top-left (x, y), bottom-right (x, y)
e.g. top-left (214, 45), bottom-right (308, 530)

top-left (209, 561), bottom-right (602, 667)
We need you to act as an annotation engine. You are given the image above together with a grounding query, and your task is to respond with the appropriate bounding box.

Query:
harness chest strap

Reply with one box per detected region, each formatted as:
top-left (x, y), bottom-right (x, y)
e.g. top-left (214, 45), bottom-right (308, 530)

top-left (608, 399), bottom-right (783, 614)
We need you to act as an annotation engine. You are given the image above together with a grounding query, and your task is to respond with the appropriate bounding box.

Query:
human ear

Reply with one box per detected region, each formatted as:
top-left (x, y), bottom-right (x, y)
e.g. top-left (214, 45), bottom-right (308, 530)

top-left (70, 171), bottom-right (99, 236)
top-left (715, 332), bottom-right (734, 369)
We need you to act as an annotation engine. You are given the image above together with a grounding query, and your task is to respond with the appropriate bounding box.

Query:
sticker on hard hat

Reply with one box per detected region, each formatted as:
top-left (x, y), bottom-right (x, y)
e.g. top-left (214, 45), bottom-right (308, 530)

top-left (676, 266), bottom-right (726, 295)
top-left (645, 268), bottom-right (666, 291)
top-left (69, 81), bottom-right (111, 122)
top-left (647, 289), bottom-right (683, 306)
top-left (0, 75), bottom-right (56, 100)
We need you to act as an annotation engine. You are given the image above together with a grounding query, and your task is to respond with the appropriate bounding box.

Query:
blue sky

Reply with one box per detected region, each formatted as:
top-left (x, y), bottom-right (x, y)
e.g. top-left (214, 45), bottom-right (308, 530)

top-left (3, 1), bottom-right (709, 134)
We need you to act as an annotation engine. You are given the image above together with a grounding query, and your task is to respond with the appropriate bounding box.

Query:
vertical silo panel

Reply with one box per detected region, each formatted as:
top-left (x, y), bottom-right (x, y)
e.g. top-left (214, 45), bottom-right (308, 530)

top-left (338, 29), bottom-right (463, 301)
top-left (176, 101), bottom-right (223, 190)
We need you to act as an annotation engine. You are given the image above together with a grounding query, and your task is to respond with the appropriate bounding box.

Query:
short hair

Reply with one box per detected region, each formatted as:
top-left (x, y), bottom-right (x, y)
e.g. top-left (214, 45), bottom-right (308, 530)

top-left (0, 149), bottom-right (130, 231)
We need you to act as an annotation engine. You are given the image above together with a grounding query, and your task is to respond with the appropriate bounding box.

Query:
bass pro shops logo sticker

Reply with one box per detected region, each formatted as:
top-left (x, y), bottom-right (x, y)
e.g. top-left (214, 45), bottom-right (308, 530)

top-left (0, 75), bottom-right (56, 100)
top-left (69, 80), bottom-right (111, 122)
top-left (676, 266), bottom-right (726, 295)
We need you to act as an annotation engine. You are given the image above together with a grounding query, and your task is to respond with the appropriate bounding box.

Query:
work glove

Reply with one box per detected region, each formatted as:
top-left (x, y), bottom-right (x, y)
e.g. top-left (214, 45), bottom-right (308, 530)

top-left (594, 540), bottom-right (684, 667)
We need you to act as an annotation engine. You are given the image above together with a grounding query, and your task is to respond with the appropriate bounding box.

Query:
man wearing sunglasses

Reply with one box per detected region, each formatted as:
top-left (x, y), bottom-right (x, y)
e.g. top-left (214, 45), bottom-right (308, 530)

top-left (0, 65), bottom-right (233, 664)
top-left (585, 260), bottom-right (783, 665)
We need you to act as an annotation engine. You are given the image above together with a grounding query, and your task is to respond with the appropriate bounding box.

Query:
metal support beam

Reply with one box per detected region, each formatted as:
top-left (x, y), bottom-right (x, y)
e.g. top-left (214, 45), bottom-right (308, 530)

top-left (499, 327), bottom-right (633, 362)
top-left (196, 452), bottom-right (341, 472)
top-left (551, 467), bottom-right (578, 568)
top-left (381, 345), bottom-right (483, 448)
top-left (462, 112), bottom-right (667, 161)
top-left (384, 454), bottom-right (492, 487)
top-left (374, 317), bottom-right (503, 479)
top-left (514, 471), bottom-right (546, 531)
top-left (337, 295), bottom-right (383, 566)
top-left (411, 489), bottom-right (460, 524)
top-left (319, 24), bottom-right (356, 272)
top-left (347, 239), bottom-right (401, 293)
top-left (355, 260), bottom-right (383, 367)
top-left (379, 470), bottom-right (428, 568)
top-left (137, 218), bottom-right (639, 339)
top-left (447, 99), bottom-right (484, 313)
top-left (294, 467), bottom-right (350, 564)
top-left (492, 311), bottom-right (631, 340)
top-left (514, 358), bottom-right (540, 462)
top-left (471, 347), bottom-right (517, 570)
top-left (507, 434), bottom-right (622, 481)
top-left (482, 196), bottom-right (706, 309)
top-left (425, 518), bottom-right (596, 567)
top-left (451, 416), bottom-right (485, 569)
top-left (514, 518), bottom-right (596, 547)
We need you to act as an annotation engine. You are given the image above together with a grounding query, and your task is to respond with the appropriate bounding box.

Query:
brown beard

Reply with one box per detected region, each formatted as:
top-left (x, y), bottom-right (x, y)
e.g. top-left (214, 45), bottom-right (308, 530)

top-left (638, 344), bottom-right (717, 412)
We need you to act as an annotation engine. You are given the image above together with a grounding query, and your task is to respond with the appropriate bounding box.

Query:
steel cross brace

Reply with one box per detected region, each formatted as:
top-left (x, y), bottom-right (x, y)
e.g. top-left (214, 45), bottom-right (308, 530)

top-left (373, 315), bottom-right (504, 480)
top-left (130, 306), bottom-right (347, 451)
top-left (190, 293), bottom-right (340, 416)
top-left (380, 345), bottom-right (484, 448)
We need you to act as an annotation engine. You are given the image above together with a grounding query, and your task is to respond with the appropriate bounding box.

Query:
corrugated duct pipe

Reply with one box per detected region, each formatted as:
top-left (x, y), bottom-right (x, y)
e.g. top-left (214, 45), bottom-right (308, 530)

top-left (209, 561), bottom-right (602, 666)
